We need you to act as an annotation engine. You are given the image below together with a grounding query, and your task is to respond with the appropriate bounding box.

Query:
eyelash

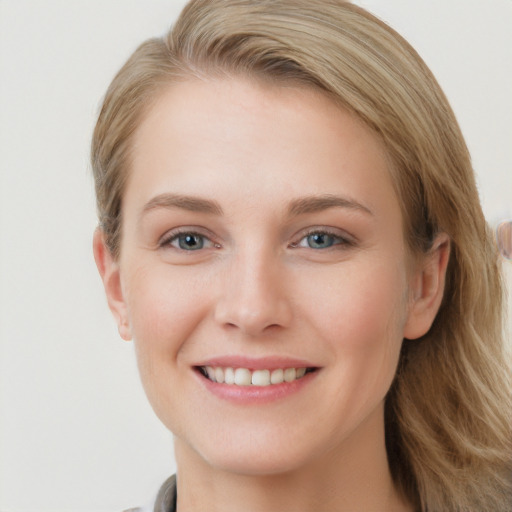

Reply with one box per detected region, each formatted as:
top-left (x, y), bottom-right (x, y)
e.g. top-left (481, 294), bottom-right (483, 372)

top-left (290, 229), bottom-right (353, 250)
top-left (159, 228), bottom-right (219, 251)
top-left (159, 227), bottom-right (353, 252)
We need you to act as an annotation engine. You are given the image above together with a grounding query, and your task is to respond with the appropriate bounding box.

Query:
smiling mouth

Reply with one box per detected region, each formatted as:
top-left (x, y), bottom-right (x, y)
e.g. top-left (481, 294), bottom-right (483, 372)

top-left (196, 366), bottom-right (317, 387)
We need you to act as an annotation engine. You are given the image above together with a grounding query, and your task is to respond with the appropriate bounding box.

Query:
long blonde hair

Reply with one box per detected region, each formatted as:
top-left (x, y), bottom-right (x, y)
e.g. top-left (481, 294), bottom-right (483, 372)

top-left (91, 1), bottom-right (512, 509)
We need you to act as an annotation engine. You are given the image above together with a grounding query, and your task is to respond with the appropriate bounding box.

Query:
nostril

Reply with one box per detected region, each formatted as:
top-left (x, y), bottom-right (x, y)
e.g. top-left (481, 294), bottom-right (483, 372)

top-left (215, 302), bottom-right (291, 335)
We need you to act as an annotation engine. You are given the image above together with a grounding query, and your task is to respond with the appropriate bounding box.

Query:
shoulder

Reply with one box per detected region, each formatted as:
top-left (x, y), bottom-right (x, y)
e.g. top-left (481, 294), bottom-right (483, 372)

top-left (123, 475), bottom-right (177, 512)
top-left (154, 475), bottom-right (177, 512)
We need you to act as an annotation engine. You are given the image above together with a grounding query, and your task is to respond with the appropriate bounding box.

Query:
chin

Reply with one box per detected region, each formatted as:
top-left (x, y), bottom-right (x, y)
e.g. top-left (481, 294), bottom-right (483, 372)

top-left (205, 448), bottom-right (311, 477)
top-left (177, 425), bottom-right (321, 477)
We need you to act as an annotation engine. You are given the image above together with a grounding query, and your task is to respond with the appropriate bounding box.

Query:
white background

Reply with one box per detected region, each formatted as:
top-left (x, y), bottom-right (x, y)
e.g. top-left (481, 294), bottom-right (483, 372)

top-left (1, 1), bottom-right (511, 511)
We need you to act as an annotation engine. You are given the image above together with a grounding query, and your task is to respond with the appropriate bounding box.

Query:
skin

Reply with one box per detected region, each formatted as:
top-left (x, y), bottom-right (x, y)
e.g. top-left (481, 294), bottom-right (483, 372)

top-left (94, 76), bottom-right (449, 512)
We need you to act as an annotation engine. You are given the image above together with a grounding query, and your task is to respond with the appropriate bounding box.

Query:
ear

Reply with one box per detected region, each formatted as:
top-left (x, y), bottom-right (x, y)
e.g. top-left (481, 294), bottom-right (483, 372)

top-left (93, 228), bottom-right (132, 341)
top-left (403, 233), bottom-right (451, 340)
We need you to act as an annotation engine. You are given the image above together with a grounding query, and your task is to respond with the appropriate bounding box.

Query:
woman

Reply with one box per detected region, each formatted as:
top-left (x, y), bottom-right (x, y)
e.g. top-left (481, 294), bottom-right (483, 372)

top-left (91, 1), bottom-right (512, 510)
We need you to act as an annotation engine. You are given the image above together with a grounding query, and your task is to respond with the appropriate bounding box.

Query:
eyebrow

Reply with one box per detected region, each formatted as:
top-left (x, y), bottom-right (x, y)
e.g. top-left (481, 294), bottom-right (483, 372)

top-left (287, 194), bottom-right (373, 217)
top-left (140, 192), bottom-right (373, 219)
top-left (141, 193), bottom-right (223, 216)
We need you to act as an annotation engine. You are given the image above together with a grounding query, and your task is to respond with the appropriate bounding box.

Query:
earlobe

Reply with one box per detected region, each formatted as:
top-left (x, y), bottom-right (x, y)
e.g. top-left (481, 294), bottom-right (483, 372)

top-left (93, 228), bottom-right (132, 341)
top-left (403, 233), bottom-right (451, 340)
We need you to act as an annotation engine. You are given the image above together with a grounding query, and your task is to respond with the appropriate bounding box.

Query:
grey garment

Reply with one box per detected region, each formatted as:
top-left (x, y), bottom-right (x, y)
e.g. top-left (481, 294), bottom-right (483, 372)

top-left (124, 474), bottom-right (177, 512)
top-left (125, 474), bottom-right (424, 511)
top-left (154, 475), bottom-right (177, 512)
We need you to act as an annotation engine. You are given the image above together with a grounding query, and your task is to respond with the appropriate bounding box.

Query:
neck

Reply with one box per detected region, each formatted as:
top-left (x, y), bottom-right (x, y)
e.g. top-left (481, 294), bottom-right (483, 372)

top-left (173, 409), bottom-right (413, 512)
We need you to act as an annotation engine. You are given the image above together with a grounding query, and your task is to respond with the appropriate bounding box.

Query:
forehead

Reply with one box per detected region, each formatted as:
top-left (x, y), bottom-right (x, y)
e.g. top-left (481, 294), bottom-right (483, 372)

top-left (126, 76), bottom-right (400, 226)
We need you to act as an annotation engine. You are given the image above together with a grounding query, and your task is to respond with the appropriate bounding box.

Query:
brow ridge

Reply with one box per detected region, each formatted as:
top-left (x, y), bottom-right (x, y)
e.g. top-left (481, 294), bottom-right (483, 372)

top-left (141, 193), bottom-right (372, 219)
top-left (287, 194), bottom-right (373, 217)
top-left (142, 193), bottom-right (223, 215)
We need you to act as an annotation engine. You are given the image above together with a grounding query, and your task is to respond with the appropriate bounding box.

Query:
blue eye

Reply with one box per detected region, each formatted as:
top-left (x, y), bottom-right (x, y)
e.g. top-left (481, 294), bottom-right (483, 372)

top-left (176, 234), bottom-right (204, 250)
top-left (295, 231), bottom-right (348, 249)
top-left (306, 233), bottom-right (336, 249)
top-left (165, 232), bottom-right (212, 251)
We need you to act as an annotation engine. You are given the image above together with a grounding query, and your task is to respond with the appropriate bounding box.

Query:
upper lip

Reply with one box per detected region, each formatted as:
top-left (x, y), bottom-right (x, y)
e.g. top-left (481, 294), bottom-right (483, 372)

top-left (194, 356), bottom-right (318, 370)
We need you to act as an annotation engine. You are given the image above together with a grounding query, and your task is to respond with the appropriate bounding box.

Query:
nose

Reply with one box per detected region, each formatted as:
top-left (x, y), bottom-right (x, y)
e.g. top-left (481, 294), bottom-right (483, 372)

top-left (214, 249), bottom-right (293, 337)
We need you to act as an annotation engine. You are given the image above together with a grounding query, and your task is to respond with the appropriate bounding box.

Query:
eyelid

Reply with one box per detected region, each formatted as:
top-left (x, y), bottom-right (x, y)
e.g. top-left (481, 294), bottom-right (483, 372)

top-left (158, 226), bottom-right (219, 249)
top-left (157, 225), bottom-right (355, 251)
top-left (290, 227), bottom-right (356, 249)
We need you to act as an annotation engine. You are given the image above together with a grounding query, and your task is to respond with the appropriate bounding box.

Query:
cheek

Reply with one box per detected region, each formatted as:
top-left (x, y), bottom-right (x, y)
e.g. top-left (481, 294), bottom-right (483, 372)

top-left (302, 259), bottom-right (408, 385)
top-left (122, 264), bottom-right (215, 420)
top-left (310, 258), bottom-right (407, 335)
top-left (124, 264), bottom-right (213, 358)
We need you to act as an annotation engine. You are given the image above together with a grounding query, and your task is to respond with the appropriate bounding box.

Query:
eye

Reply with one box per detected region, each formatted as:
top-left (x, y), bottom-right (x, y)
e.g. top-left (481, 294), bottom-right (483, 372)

top-left (161, 231), bottom-right (216, 251)
top-left (293, 230), bottom-right (351, 250)
top-left (305, 232), bottom-right (336, 249)
top-left (174, 233), bottom-right (206, 250)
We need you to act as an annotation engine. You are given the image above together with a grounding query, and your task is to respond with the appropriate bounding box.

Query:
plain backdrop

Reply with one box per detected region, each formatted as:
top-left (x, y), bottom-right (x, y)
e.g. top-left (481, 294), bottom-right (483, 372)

top-left (0, 1), bottom-right (511, 511)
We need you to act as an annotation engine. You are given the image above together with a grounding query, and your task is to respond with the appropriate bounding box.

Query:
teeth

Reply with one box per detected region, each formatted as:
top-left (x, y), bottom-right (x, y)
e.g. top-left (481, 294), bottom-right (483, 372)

top-left (215, 367), bottom-right (225, 384)
top-left (270, 368), bottom-right (284, 384)
top-left (251, 369), bottom-right (270, 386)
top-left (234, 368), bottom-right (251, 386)
top-left (206, 366), bottom-right (216, 381)
top-left (224, 367), bottom-right (235, 385)
top-left (284, 368), bottom-right (296, 382)
top-left (201, 366), bottom-right (311, 386)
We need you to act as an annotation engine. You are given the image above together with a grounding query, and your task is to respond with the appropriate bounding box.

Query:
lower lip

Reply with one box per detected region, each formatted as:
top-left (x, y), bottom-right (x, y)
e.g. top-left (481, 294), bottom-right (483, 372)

top-left (196, 370), bottom-right (319, 404)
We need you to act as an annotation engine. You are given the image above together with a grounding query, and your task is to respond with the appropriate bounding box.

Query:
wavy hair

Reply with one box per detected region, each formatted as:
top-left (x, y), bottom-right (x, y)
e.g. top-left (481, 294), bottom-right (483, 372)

top-left (91, 1), bottom-right (512, 509)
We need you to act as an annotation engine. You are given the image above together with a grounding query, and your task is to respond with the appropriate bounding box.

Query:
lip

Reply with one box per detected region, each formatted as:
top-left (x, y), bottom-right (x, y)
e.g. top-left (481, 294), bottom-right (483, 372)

top-left (195, 356), bottom-right (317, 371)
top-left (193, 356), bottom-right (320, 404)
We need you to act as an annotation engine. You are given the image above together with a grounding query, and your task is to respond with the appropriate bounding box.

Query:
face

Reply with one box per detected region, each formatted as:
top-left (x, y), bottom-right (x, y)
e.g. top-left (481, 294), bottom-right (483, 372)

top-left (99, 76), bottom-right (433, 476)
